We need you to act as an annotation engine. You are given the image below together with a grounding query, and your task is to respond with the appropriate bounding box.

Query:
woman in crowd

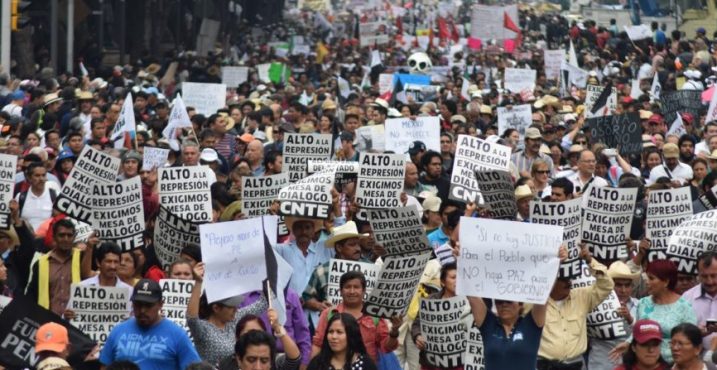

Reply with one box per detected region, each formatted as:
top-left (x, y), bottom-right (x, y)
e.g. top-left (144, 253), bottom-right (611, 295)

top-left (614, 320), bottom-right (669, 370)
top-left (530, 159), bottom-right (552, 198)
top-left (308, 313), bottom-right (377, 370)
top-left (167, 259), bottom-right (194, 280)
top-left (690, 158), bottom-right (709, 196)
top-left (187, 262), bottom-right (269, 366)
top-left (549, 141), bottom-right (566, 169)
top-left (641, 148), bottom-right (662, 179)
top-left (670, 323), bottom-right (713, 370)
top-left (501, 128), bottom-right (520, 152)
top-left (117, 251), bottom-right (140, 286)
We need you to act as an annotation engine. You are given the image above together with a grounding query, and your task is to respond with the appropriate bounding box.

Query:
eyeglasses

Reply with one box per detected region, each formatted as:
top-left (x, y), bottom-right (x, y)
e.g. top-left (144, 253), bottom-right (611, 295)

top-left (669, 340), bottom-right (693, 348)
top-left (535, 170), bottom-right (550, 174)
top-left (575, 141), bottom-right (587, 145)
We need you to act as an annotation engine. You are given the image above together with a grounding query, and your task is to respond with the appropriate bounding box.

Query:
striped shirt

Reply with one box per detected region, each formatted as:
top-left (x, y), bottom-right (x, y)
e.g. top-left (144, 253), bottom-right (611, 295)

top-left (510, 151), bottom-right (554, 176)
top-left (214, 133), bottom-right (236, 160)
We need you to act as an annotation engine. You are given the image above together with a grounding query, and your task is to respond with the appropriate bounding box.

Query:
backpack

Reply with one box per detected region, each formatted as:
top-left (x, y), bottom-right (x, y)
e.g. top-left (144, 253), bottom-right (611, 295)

top-left (19, 188), bottom-right (57, 213)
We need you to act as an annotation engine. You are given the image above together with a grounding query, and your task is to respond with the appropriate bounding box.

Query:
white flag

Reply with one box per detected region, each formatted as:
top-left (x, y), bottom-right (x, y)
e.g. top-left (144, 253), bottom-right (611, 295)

top-left (370, 50), bottom-right (382, 68)
top-left (568, 40), bottom-right (579, 67)
top-left (337, 75), bottom-right (352, 99)
top-left (299, 90), bottom-right (311, 106)
top-left (111, 93), bottom-right (136, 149)
top-left (650, 73), bottom-right (661, 100)
top-left (163, 94), bottom-right (192, 151)
top-left (461, 77), bottom-right (471, 101)
top-left (79, 62), bottom-right (89, 77)
top-left (706, 88), bottom-right (717, 123)
top-left (668, 112), bottom-right (687, 137)
top-left (630, 78), bottom-right (642, 99)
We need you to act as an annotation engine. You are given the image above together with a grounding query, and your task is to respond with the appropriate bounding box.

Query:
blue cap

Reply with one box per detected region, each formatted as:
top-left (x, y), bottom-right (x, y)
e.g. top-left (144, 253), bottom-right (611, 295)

top-left (57, 150), bottom-right (75, 161)
top-left (9, 90), bottom-right (24, 100)
top-left (697, 27), bottom-right (706, 34)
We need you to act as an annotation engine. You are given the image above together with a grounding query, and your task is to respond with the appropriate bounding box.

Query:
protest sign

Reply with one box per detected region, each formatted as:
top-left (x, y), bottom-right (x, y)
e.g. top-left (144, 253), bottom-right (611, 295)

top-left (307, 160), bottom-right (359, 187)
top-left (624, 24), bottom-right (652, 40)
top-left (242, 173), bottom-right (289, 217)
top-left (385, 116), bottom-right (440, 154)
top-left (584, 85), bottom-right (618, 118)
top-left (661, 90), bottom-right (703, 123)
top-left (470, 4), bottom-right (519, 40)
top-left (359, 22), bottom-right (389, 47)
top-left (70, 218), bottom-right (94, 243)
top-left (158, 167), bottom-right (213, 223)
top-left (356, 153), bottom-right (405, 209)
top-left (356, 124), bottom-right (385, 152)
top-left (327, 259), bottom-right (380, 306)
top-left (0, 154), bottom-right (16, 229)
top-left (699, 184), bottom-right (717, 210)
top-left (200, 216), bottom-right (277, 303)
top-left (68, 284), bottom-right (130, 346)
top-left (91, 177), bottom-right (144, 252)
top-left (560, 61), bottom-right (588, 89)
top-left (221, 66), bottom-right (249, 88)
top-left (457, 218), bottom-right (563, 304)
top-left (465, 324), bottom-right (485, 370)
top-left (154, 206), bottom-right (201, 269)
top-left (530, 198), bottom-right (583, 278)
top-left (364, 252), bottom-right (431, 318)
top-left (544, 50), bottom-right (565, 80)
top-left (378, 73), bottom-right (394, 96)
top-left (420, 296), bottom-right (468, 368)
top-left (56, 146), bottom-right (120, 223)
top-left (503, 68), bottom-right (536, 93)
top-left (474, 171), bottom-right (516, 219)
top-left (585, 113), bottom-right (642, 155)
top-left (497, 104), bottom-right (532, 143)
top-left (368, 206), bottom-right (431, 256)
top-left (646, 187), bottom-right (693, 262)
top-left (181, 82), bottom-right (227, 115)
top-left (449, 135), bottom-right (511, 204)
top-left (582, 187), bottom-right (637, 264)
top-left (160, 279), bottom-right (195, 337)
top-left (667, 210), bottom-right (717, 274)
top-left (278, 170), bottom-right (335, 219)
top-left (283, 133), bottom-right (332, 183)
top-left (142, 147), bottom-right (170, 170)
top-left (0, 296), bottom-right (96, 369)
top-left (572, 263), bottom-right (629, 340)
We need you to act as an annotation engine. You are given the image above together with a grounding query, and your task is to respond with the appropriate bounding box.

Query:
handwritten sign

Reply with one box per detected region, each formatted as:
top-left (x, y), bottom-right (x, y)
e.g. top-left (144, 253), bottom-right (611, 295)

top-left (221, 66), bottom-right (249, 88)
top-left (646, 188), bottom-right (693, 262)
top-left (154, 206), bottom-right (201, 269)
top-left (278, 170), bottom-right (335, 219)
top-left (368, 206), bottom-right (431, 256)
top-left (544, 50), bottom-right (565, 80)
top-left (503, 69), bottom-right (536, 93)
top-left (158, 167), bottom-right (213, 223)
top-left (497, 104), bottom-right (532, 144)
top-left (530, 198), bottom-right (583, 278)
top-left (364, 252), bottom-right (431, 318)
top-left (667, 210), bottom-right (717, 274)
top-left (181, 82), bottom-right (227, 115)
top-left (283, 133), bottom-right (332, 183)
top-left (68, 284), bottom-right (130, 346)
top-left (200, 216), bottom-right (276, 303)
top-left (242, 173), bottom-right (289, 217)
top-left (474, 171), bottom-right (516, 219)
top-left (585, 113), bottom-right (642, 155)
top-left (160, 279), bottom-right (195, 337)
top-left (356, 153), bottom-right (404, 209)
top-left (91, 177), bottom-right (144, 252)
top-left (385, 116), bottom-right (440, 154)
top-left (142, 147), bottom-right (169, 170)
top-left (56, 146), bottom-right (120, 223)
top-left (0, 154), bottom-right (16, 229)
top-left (457, 217), bottom-right (563, 304)
top-left (327, 259), bottom-right (380, 306)
top-left (661, 90), bottom-right (703, 124)
top-left (449, 135), bottom-right (511, 204)
top-left (582, 187), bottom-right (637, 264)
top-left (420, 296), bottom-right (468, 368)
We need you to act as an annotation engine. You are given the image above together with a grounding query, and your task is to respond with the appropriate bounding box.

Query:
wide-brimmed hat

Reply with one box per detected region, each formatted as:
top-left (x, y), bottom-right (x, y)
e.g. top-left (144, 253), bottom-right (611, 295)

top-left (76, 91), bottom-right (94, 101)
top-left (607, 261), bottom-right (640, 281)
top-left (219, 200), bottom-right (242, 221)
top-left (325, 221), bottom-right (368, 248)
top-left (707, 150), bottom-right (717, 160)
top-left (514, 185), bottom-right (534, 200)
top-left (371, 98), bottom-right (389, 111)
top-left (43, 93), bottom-right (62, 106)
top-left (0, 225), bottom-right (20, 246)
top-left (284, 216), bottom-right (323, 233)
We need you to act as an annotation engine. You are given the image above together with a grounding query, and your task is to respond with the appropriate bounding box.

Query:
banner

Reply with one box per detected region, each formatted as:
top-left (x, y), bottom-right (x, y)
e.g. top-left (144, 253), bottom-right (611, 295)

top-left (457, 217), bottom-right (563, 304)
top-left (242, 173), bottom-right (289, 217)
top-left (0, 154), bottom-right (16, 229)
top-left (158, 167), bottom-right (213, 223)
top-left (474, 171), bottom-right (516, 219)
top-left (200, 216), bottom-right (276, 303)
top-left (585, 113), bottom-right (642, 156)
top-left (364, 252), bottom-right (431, 318)
top-left (582, 187), bottom-right (637, 264)
top-left (68, 284), bottom-right (130, 346)
top-left (327, 259), bottom-right (380, 306)
top-left (465, 324), bottom-right (485, 370)
top-left (449, 135), bottom-right (511, 204)
top-left (543, 50), bottom-right (565, 80)
top-left (154, 206), bottom-right (201, 269)
top-left (359, 22), bottom-right (389, 47)
top-left (572, 263), bottom-right (628, 340)
top-left (221, 66), bottom-right (249, 88)
top-left (0, 296), bottom-right (96, 369)
top-left (667, 210), bottom-right (717, 274)
top-left (624, 24), bottom-right (652, 40)
top-left (56, 146), bottom-right (120, 223)
top-left (497, 104), bottom-right (532, 145)
top-left (503, 69), bottom-right (536, 93)
top-left (530, 198), bottom-right (583, 278)
top-left (584, 85), bottom-right (618, 118)
top-left (356, 153), bottom-right (405, 209)
top-left (160, 279), bottom-right (195, 337)
top-left (661, 90), bottom-right (703, 123)
top-left (142, 147), bottom-right (170, 171)
top-left (419, 296), bottom-right (468, 368)
top-left (283, 133), bottom-right (332, 183)
top-left (91, 177), bottom-right (144, 252)
top-left (278, 170), bottom-right (335, 219)
top-left (385, 116), bottom-right (440, 154)
top-left (181, 82), bottom-right (227, 115)
top-left (646, 188), bottom-right (693, 262)
top-left (368, 206), bottom-right (431, 256)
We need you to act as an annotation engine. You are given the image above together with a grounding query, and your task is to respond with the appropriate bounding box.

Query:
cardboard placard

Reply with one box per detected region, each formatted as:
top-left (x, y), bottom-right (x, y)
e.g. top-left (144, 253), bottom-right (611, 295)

top-left (572, 263), bottom-right (628, 340)
top-left (356, 153), bottom-right (405, 209)
top-left (646, 188), bottom-right (693, 262)
top-left (160, 279), bottom-right (195, 338)
top-left (465, 324), bottom-right (485, 370)
top-left (530, 198), bottom-right (583, 278)
top-left (181, 82), bottom-right (227, 115)
top-left (221, 66), bottom-right (249, 88)
top-left (158, 167), bottom-right (213, 223)
top-left (582, 187), bottom-right (637, 264)
top-left (278, 170), bottom-right (335, 219)
top-left (667, 210), bottom-right (717, 274)
top-left (154, 206), bottom-right (201, 269)
top-left (474, 171), bottom-right (516, 219)
top-left (368, 206), bottom-right (431, 256)
top-left (497, 104), bottom-right (532, 146)
top-left (0, 154), bottom-right (16, 229)
top-left (356, 125), bottom-right (385, 153)
top-left (457, 217), bottom-right (563, 304)
top-left (364, 252), bottom-right (431, 319)
top-left (90, 177), bottom-right (144, 252)
top-left (449, 135), bottom-right (511, 204)
top-left (68, 284), bottom-right (130, 346)
top-left (503, 68), bottom-right (536, 93)
top-left (585, 113), bottom-right (642, 155)
top-left (283, 133), bottom-right (332, 183)
top-left (241, 173), bottom-right (289, 217)
top-left (543, 50), bottom-right (565, 80)
top-left (661, 90), bottom-right (703, 124)
top-left (327, 259), bottom-right (380, 306)
top-left (385, 116), bottom-right (441, 155)
top-left (419, 296), bottom-right (468, 368)
top-left (142, 147), bottom-right (170, 171)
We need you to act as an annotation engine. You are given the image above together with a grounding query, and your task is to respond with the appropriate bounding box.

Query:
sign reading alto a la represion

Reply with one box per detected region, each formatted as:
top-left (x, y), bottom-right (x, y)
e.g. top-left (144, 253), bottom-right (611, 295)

top-left (420, 296), bottom-right (469, 368)
top-left (154, 206), bottom-right (202, 269)
top-left (327, 259), bottom-right (380, 306)
top-left (368, 206), bottom-right (431, 256)
top-left (160, 279), bottom-right (195, 337)
top-left (582, 187), bottom-right (637, 265)
top-left (158, 167), bottom-right (213, 223)
top-left (68, 284), bottom-right (130, 347)
top-left (363, 252), bottom-right (431, 319)
top-left (57, 146), bottom-right (120, 223)
top-left (667, 210), bottom-right (717, 275)
top-left (356, 153), bottom-right (405, 209)
top-left (449, 135), bottom-right (511, 204)
top-left (278, 170), bottom-right (335, 219)
top-left (91, 176), bottom-right (145, 252)
top-left (0, 154), bottom-right (16, 229)
top-left (242, 173), bottom-right (289, 217)
top-left (572, 263), bottom-right (628, 340)
top-left (283, 133), bottom-right (332, 183)
top-left (646, 187), bottom-right (693, 262)
top-left (530, 198), bottom-right (583, 278)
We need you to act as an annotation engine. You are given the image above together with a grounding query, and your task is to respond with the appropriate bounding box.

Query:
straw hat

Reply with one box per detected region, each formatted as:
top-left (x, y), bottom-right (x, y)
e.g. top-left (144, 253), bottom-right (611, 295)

top-left (707, 149), bottom-right (717, 160)
top-left (325, 221), bottom-right (368, 248)
top-left (220, 201), bottom-right (242, 222)
top-left (43, 93), bottom-right (62, 106)
top-left (0, 225), bottom-right (20, 246)
top-left (607, 261), bottom-right (640, 281)
top-left (284, 216), bottom-right (323, 234)
top-left (514, 185), bottom-right (534, 201)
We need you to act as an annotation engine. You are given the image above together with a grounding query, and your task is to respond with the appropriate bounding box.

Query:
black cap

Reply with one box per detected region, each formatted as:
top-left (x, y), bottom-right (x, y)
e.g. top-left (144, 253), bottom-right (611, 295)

top-left (407, 141), bottom-right (426, 155)
top-left (132, 279), bottom-right (162, 303)
top-left (340, 131), bottom-right (354, 142)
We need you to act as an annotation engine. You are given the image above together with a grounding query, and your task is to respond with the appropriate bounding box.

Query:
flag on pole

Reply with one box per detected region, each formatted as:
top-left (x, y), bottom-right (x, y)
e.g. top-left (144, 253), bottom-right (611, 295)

top-left (568, 40), bottom-right (579, 67)
top-left (391, 78), bottom-right (407, 105)
top-left (503, 11), bottom-right (522, 49)
top-left (111, 93), bottom-right (136, 150)
top-left (163, 94), bottom-right (193, 151)
top-left (650, 73), bottom-right (661, 100)
top-left (706, 85), bottom-right (717, 123)
top-left (461, 77), bottom-right (471, 101)
top-left (590, 82), bottom-right (613, 115)
top-left (668, 112), bottom-right (687, 136)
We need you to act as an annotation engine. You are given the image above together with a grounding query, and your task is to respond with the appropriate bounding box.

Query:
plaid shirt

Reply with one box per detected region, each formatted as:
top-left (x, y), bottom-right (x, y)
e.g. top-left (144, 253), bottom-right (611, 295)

top-left (301, 261), bottom-right (330, 304)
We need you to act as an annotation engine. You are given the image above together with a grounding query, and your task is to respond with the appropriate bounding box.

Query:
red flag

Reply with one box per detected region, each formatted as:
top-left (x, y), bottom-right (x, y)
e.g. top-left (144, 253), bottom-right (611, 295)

top-left (428, 27), bottom-right (434, 49)
top-left (503, 11), bottom-right (522, 49)
top-left (437, 17), bottom-right (449, 40)
top-left (450, 18), bottom-right (460, 43)
top-left (396, 15), bottom-right (403, 35)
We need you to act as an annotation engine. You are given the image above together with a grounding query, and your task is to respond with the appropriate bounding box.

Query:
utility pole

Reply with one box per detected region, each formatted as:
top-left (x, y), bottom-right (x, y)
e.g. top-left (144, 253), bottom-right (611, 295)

top-left (51, 0), bottom-right (58, 72)
top-left (1, 0), bottom-right (10, 71)
top-left (66, 0), bottom-right (74, 73)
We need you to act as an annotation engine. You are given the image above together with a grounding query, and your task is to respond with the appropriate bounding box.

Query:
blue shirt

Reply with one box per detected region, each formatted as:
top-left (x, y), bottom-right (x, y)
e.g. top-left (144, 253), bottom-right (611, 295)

top-left (480, 311), bottom-right (543, 370)
top-left (275, 240), bottom-right (334, 295)
top-left (427, 227), bottom-right (449, 249)
top-left (99, 318), bottom-right (200, 370)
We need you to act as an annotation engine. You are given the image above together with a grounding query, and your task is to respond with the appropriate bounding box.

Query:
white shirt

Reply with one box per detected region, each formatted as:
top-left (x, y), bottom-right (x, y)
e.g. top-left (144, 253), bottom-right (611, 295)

top-left (696, 140), bottom-right (710, 156)
top-left (648, 161), bottom-right (693, 185)
top-left (16, 187), bottom-right (53, 231)
top-left (1, 103), bottom-right (22, 117)
top-left (80, 275), bottom-right (133, 312)
top-left (567, 172), bottom-right (609, 194)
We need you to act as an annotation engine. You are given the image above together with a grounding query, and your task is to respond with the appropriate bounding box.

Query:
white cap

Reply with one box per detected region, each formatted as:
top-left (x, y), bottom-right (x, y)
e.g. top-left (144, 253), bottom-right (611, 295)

top-left (200, 148), bottom-right (219, 162)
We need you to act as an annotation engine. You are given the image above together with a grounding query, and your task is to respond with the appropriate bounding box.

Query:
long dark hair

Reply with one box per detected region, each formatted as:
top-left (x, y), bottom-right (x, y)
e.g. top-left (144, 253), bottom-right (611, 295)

top-left (311, 313), bottom-right (367, 370)
top-left (621, 341), bottom-right (668, 369)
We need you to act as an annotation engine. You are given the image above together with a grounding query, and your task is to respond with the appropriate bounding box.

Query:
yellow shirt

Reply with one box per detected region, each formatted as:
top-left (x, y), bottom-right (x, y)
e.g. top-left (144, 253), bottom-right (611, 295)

top-left (538, 259), bottom-right (614, 361)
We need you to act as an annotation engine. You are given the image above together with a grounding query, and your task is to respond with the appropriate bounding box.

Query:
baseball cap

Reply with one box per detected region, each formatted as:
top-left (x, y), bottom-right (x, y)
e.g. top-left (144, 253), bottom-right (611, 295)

top-left (9, 90), bottom-right (24, 101)
top-left (422, 195), bottom-right (441, 212)
top-left (35, 322), bottom-right (69, 353)
top-left (200, 148), bottom-right (219, 163)
top-left (633, 319), bottom-right (663, 344)
top-left (407, 141), bottom-right (426, 155)
top-left (132, 278), bottom-right (162, 303)
top-left (662, 143), bottom-right (679, 158)
top-left (525, 127), bottom-right (542, 140)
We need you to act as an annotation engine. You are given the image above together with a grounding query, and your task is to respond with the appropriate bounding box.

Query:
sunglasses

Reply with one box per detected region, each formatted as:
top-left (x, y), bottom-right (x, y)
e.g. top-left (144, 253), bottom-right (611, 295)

top-left (575, 141), bottom-right (587, 145)
top-left (535, 170), bottom-right (550, 174)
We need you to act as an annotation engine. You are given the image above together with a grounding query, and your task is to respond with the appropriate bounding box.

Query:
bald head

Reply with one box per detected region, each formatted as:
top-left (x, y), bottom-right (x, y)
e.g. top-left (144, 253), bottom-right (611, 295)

top-left (246, 140), bottom-right (264, 165)
top-left (405, 162), bottom-right (419, 188)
